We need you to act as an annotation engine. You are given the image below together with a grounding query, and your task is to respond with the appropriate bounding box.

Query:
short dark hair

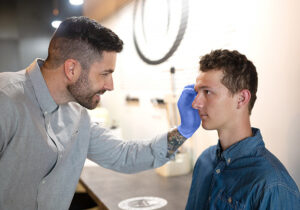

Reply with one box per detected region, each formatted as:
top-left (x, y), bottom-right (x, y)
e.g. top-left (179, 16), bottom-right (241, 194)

top-left (44, 16), bottom-right (123, 70)
top-left (199, 49), bottom-right (258, 114)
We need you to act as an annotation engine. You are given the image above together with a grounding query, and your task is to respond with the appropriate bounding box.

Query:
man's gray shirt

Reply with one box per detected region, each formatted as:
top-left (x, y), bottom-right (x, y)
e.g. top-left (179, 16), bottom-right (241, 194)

top-left (0, 59), bottom-right (170, 210)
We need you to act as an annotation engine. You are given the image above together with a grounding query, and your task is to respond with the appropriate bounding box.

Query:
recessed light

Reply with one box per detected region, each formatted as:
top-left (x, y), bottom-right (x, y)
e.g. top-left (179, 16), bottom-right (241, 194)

top-left (69, 0), bottom-right (84, 6)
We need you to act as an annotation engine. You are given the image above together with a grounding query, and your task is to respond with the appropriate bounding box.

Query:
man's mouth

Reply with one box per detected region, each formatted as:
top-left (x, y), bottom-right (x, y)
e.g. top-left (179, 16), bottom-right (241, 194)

top-left (93, 90), bottom-right (106, 101)
top-left (199, 114), bottom-right (208, 119)
top-left (95, 90), bottom-right (106, 96)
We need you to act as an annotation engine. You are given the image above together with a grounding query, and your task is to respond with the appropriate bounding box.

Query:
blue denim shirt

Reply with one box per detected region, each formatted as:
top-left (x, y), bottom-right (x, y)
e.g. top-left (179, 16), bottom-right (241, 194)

top-left (186, 128), bottom-right (300, 210)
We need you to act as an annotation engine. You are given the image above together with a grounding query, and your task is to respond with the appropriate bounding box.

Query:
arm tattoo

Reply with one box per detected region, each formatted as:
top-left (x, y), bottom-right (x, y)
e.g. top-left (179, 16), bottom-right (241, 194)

top-left (166, 128), bottom-right (187, 157)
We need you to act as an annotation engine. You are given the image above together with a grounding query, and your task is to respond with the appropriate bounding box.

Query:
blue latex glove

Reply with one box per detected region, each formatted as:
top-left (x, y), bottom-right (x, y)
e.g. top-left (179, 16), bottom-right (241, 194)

top-left (177, 84), bottom-right (201, 138)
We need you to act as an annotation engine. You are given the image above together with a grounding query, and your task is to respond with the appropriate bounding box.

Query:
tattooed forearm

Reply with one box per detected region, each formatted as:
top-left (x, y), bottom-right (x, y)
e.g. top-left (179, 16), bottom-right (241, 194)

top-left (166, 128), bottom-right (187, 157)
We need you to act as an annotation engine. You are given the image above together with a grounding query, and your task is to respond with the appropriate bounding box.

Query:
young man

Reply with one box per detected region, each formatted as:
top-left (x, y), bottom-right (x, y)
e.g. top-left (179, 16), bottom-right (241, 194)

top-left (0, 16), bottom-right (200, 210)
top-left (185, 49), bottom-right (300, 209)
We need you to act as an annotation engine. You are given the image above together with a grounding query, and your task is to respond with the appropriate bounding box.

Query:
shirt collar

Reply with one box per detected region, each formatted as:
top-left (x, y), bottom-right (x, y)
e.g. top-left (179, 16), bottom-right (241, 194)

top-left (216, 128), bottom-right (265, 165)
top-left (26, 59), bottom-right (58, 115)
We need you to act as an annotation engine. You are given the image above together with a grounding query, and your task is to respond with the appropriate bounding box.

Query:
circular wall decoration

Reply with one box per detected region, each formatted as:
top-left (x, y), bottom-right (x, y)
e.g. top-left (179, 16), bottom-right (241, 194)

top-left (133, 0), bottom-right (189, 65)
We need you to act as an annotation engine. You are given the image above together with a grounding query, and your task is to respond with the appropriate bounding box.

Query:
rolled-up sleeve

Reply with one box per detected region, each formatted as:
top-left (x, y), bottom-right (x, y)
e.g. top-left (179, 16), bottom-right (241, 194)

top-left (87, 122), bottom-right (170, 173)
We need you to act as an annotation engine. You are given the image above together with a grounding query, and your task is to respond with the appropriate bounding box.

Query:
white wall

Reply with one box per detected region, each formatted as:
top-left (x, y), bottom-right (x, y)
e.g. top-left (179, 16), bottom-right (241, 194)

top-left (85, 0), bottom-right (300, 187)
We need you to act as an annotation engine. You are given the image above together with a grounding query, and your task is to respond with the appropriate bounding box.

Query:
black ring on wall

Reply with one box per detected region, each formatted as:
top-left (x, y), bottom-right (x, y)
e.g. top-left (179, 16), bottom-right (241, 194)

top-left (133, 0), bottom-right (189, 65)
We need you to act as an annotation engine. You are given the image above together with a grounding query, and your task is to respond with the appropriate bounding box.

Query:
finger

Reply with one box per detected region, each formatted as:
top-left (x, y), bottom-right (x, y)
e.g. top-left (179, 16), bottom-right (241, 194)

top-left (180, 89), bottom-right (197, 105)
top-left (184, 84), bottom-right (195, 89)
top-left (183, 88), bottom-right (197, 96)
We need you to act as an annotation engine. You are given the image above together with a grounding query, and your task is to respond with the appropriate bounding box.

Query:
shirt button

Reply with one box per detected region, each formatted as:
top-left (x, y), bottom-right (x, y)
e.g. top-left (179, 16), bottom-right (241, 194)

top-left (228, 197), bottom-right (232, 203)
top-left (59, 155), bottom-right (62, 158)
top-left (227, 158), bottom-right (231, 164)
top-left (42, 180), bottom-right (46, 184)
top-left (216, 169), bottom-right (221, 174)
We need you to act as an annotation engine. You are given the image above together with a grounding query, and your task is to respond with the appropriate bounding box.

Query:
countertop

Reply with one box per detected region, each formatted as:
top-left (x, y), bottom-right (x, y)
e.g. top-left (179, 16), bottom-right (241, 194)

top-left (80, 166), bottom-right (192, 210)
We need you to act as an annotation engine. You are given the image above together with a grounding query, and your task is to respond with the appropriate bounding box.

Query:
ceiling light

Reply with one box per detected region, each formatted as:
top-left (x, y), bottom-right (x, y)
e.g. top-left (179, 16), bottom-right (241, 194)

top-left (69, 0), bottom-right (84, 6)
top-left (51, 20), bottom-right (62, 29)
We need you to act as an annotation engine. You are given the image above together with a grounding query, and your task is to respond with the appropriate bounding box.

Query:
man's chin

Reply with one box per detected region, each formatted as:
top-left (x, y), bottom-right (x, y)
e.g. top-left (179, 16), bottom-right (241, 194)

top-left (86, 101), bottom-right (99, 110)
top-left (78, 99), bottom-right (99, 110)
top-left (85, 104), bottom-right (97, 110)
top-left (201, 123), bottom-right (215, 130)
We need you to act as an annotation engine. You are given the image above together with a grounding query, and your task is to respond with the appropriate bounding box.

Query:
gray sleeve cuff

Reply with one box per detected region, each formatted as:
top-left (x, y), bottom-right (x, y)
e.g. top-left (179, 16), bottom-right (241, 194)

top-left (151, 132), bottom-right (175, 168)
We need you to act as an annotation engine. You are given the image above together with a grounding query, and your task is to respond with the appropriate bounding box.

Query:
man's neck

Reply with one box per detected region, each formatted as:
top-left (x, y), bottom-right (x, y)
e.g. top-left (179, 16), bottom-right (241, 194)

top-left (217, 119), bottom-right (252, 151)
top-left (41, 66), bottom-right (74, 105)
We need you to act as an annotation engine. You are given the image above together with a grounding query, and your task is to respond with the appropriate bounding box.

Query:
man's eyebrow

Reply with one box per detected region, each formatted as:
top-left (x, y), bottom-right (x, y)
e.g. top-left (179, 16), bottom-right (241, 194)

top-left (103, 69), bottom-right (114, 73)
top-left (195, 85), bottom-right (211, 90)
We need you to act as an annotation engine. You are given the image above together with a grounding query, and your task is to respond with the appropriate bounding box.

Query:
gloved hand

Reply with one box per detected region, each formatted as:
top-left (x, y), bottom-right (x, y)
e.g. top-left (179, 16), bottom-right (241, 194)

top-left (177, 84), bottom-right (201, 138)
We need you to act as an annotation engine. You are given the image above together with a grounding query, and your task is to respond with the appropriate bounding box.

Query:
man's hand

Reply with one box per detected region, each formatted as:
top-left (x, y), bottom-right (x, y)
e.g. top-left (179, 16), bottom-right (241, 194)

top-left (177, 84), bottom-right (201, 138)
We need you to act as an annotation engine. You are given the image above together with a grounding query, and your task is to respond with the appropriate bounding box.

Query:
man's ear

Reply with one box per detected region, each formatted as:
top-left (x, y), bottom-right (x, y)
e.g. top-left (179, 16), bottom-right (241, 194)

top-left (237, 89), bottom-right (251, 109)
top-left (63, 59), bottom-right (80, 82)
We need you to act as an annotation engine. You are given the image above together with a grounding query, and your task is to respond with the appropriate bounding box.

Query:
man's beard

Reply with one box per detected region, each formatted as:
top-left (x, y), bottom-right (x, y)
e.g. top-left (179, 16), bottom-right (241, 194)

top-left (67, 72), bottom-right (105, 110)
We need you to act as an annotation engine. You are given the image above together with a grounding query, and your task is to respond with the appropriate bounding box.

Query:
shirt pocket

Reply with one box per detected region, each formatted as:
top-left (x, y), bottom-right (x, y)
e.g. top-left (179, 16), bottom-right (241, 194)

top-left (212, 190), bottom-right (245, 210)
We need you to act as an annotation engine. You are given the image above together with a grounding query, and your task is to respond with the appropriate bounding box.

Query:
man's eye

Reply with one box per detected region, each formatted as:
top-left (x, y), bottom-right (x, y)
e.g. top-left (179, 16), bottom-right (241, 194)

top-left (205, 90), bottom-right (211, 95)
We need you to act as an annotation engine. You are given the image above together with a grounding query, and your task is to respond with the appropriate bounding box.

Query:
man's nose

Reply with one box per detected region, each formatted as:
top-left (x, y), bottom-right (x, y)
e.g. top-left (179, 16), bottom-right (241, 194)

top-left (192, 93), bottom-right (204, 109)
top-left (104, 76), bottom-right (114, 91)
